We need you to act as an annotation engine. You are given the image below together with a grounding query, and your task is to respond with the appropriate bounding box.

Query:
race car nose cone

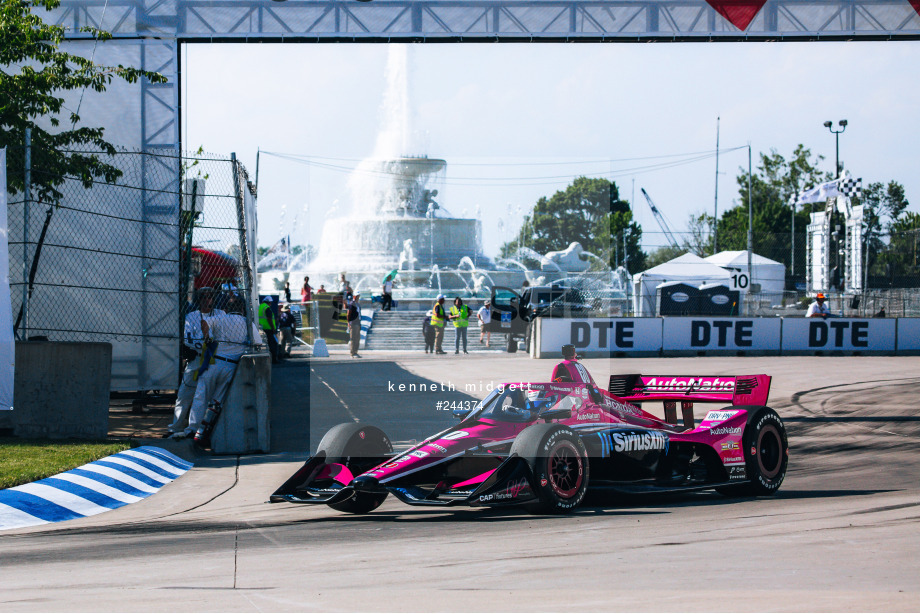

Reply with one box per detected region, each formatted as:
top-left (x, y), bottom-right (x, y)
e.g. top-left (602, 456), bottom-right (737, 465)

top-left (350, 475), bottom-right (381, 492)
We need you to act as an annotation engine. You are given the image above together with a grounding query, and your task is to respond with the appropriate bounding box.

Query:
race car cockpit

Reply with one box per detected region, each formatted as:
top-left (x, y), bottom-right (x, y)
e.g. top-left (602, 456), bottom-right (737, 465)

top-left (461, 386), bottom-right (560, 423)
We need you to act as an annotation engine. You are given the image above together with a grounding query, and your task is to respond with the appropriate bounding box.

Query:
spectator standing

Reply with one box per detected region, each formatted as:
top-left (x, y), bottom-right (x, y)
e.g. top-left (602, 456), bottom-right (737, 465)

top-left (301, 276), bottom-right (312, 303)
top-left (278, 304), bottom-right (296, 357)
top-left (259, 296), bottom-right (281, 363)
top-left (422, 310), bottom-right (435, 353)
top-left (382, 276), bottom-right (394, 311)
top-left (166, 287), bottom-right (225, 439)
top-left (477, 300), bottom-right (492, 347)
top-left (449, 296), bottom-right (470, 354)
top-left (317, 284), bottom-right (327, 294)
top-left (430, 294), bottom-right (447, 355)
top-left (806, 293), bottom-right (830, 319)
top-left (347, 292), bottom-right (362, 358)
top-left (283, 281), bottom-right (292, 303)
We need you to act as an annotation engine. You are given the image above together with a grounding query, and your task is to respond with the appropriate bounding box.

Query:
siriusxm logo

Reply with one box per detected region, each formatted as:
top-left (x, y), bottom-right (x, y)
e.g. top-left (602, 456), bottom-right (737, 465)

top-left (613, 431), bottom-right (667, 453)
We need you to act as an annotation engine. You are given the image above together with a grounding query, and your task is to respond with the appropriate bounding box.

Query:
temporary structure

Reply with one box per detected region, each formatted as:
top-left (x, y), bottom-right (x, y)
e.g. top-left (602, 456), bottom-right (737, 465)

top-left (632, 253), bottom-right (732, 316)
top-left (704, 250), bottom-right (786, 305)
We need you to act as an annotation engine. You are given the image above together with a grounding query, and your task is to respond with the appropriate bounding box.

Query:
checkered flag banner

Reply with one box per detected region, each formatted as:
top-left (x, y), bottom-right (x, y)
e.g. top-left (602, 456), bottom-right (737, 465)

top-left (838, 176), bottom-right (862, 199)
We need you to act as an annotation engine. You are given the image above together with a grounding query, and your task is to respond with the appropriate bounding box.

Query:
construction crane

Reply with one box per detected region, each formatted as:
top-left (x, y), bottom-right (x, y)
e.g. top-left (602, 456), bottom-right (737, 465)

top-left (640, 188), bottom-right (680, 249)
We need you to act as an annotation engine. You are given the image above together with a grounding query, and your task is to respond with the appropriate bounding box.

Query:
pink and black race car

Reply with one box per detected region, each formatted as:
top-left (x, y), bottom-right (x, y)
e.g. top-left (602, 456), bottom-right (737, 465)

top-left (271, 354), bottom-right (788, 515)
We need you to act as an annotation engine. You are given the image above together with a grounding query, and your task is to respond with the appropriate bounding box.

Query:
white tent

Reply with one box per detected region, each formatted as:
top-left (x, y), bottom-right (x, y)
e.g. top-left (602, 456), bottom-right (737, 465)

top-left (632, 253), bottom-right (732, 316)
top-left (704, 250), bottom-right (786, 305)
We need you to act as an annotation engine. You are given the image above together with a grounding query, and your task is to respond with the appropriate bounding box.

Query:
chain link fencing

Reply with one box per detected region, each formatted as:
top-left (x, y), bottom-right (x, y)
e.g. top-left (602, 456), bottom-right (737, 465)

top-left (633, 228), bottom-right (920, 317)
top-left (6, 146), bottom-right (259, 391)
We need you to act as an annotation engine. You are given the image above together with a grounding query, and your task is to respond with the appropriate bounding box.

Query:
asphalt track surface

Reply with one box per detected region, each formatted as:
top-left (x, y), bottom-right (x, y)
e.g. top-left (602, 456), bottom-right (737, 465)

top-left (2, 352), bottom-right (919, 612)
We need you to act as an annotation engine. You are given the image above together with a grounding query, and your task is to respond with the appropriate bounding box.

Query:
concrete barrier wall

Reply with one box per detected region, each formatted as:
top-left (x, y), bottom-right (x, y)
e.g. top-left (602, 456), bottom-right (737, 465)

top-left (10, 341), bottom-right (112, 438)
top-left (534, 317), bottom-right (920, 358)
top-left (211, 352), bottom-right (271, 454)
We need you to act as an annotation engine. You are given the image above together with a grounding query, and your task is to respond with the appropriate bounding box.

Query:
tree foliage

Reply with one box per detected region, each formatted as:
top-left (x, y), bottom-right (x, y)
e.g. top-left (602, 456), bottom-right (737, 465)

top-left (1, 0), bottom-right (166, 204)
top-left (499, 176), bottom-right (646, 272)
top-left (717, 146), bottom-right (828, 273)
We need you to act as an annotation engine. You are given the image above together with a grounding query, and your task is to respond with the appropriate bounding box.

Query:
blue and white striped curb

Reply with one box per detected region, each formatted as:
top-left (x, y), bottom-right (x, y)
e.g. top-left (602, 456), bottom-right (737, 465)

top-left (0, 446), bottom-right (193, 531)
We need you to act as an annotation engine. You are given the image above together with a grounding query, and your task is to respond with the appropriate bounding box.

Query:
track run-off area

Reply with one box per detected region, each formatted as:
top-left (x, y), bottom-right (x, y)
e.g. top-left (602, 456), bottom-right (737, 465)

top-left (1, 354), bottom-right (918, 611)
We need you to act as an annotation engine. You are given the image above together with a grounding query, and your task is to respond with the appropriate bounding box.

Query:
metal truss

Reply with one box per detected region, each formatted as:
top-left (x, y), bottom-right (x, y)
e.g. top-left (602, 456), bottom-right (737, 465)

top-left (51, 1), bottom-right (920, 42)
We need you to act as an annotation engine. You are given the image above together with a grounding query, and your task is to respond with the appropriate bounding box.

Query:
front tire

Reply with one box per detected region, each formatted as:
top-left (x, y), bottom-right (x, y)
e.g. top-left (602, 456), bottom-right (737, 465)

top-left (717, 407), bottom-right (788, 497)
top-left (318, 422), bottom-right (392, 514)
top-left (510, 423), bottom-right (589, 514)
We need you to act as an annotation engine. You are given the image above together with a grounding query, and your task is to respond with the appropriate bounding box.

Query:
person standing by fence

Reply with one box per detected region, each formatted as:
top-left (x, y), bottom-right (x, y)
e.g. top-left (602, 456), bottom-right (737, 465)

top-left (431, 294), bottom-right (447, 355)
top-left (259, 296), bottom-right (281, 364)
top-left (278, 303), bottom-right (295, 357)
top-left (449, 296), bottom-right (470, 354)
top-left (301, 276), bottom-right (312, 304)
top-left (191, 297), bottom-right (254, 445)
top-left (347, 292), bottom-right (362, 358)
top-left (166, 287), bottom-right (224, 439)
top-left (422, 310), bottom-right (435, 353)
top-left (477, 300), bottom-right (492, 347)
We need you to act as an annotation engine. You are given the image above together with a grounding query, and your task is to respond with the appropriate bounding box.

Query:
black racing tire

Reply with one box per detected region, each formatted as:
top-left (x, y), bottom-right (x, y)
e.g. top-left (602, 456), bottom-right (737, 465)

top-left (318, 422), bottom-right (392, 514)
top-left (510, 423), bottom-right (589, 514)
top-left (716, 406), bottom-right (788, 497)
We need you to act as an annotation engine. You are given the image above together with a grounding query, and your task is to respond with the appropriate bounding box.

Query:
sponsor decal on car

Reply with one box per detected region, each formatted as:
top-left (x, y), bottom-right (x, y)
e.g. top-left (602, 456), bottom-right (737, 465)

top-left (721, 441), bottom-right (739, 451)
top-left (645, 377), bottom-right (735, 393)
top-left (710, 426), bottom-right (742, 435)
top-left (578, 413), bottom-right (601, 421)
top-left (426, 443), bottom-right (448, 453)
top-left (410, 450), bottom-right (429, 458)
top-left (704, 410), bottom-right (739, 423)
top-left (723, 456), bottom-right (744, 463)
top-left (728, 465), bottom-right (747, 480)
top-left (478, 478), bottom-right (531, 503)
top-left (613, 431), bottom-right (667, 453)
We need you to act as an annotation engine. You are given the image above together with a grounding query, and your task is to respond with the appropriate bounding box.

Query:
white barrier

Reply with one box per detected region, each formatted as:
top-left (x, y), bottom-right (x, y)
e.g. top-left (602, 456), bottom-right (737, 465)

top-left (781, 318), bottom-right (896, 354)
top-left (896, 319), bottom-right (920, 353)
top-left (537, 318), bottom-right (662, 357)
top-left (662, 318), bottom-right (782, 355)
top-left (533, 316), bottom-right (914, 357)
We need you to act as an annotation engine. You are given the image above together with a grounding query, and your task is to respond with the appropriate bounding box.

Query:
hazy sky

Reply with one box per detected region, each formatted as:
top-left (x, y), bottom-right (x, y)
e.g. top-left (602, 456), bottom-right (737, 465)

top-left (185, 41), bottom-right (920, 257)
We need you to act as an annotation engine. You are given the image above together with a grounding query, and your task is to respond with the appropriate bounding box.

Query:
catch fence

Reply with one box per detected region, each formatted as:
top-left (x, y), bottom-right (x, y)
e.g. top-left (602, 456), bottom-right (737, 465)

top-left (6, 147), bottom-right (259, 391)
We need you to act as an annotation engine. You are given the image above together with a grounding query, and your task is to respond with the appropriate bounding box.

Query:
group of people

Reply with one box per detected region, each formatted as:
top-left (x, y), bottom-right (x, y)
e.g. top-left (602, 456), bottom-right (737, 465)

top-left (422, 295), bottom-right (492, 355)
top-left (166, 286), bottom-right (256, 441)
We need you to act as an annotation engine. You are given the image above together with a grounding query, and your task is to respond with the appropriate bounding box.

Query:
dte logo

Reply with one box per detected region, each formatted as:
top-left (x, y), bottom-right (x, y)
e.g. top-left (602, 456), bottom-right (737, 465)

top-left (691, 320), bottom-right (753, 347)
top-left (808, 321), bottom-right (869, 347)
top-left (571, 321), bottom-right (634, 348)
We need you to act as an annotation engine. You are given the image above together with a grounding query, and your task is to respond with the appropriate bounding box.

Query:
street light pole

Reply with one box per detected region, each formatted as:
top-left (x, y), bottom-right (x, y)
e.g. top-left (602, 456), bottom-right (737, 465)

top-left (823, 119), bottom-right (847, 178)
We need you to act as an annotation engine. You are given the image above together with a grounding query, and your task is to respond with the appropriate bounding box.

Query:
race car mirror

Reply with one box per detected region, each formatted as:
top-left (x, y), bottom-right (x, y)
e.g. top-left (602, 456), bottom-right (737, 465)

top-left (538, 407), bottom-right (572, 422)
top-left (452, 407), bottom-right (472, 420)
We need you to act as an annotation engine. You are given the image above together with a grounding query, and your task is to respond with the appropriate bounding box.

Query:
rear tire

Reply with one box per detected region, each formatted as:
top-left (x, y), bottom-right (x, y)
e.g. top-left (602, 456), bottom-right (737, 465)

top-left (717, 407), bottom-right (788, 497)
top-left (510, 423), bottom-right (589, 514)
top-left (318, 423), bottom-right (392, 514)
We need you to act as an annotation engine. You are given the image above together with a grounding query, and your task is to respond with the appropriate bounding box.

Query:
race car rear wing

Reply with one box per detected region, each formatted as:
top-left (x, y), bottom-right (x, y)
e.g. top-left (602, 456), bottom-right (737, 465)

top-left (609, 374), bottom-right (771, 408)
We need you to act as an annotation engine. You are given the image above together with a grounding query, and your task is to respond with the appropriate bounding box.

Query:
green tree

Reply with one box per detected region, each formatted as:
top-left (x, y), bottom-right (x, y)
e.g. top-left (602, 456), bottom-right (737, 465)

top-left (719, 146), bottom-right (827, 275)
top-left (1, 0), bottom-right (166, 204)
top-left (500, 176), bottom-right (645, 272)
top-left (859, 180), bottom-right (910, 279)
top-left (683, 212), bottom-right (716, 257)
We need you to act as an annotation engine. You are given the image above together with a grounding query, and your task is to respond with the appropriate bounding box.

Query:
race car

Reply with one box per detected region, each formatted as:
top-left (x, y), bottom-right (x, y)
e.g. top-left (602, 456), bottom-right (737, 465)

top-left (271, 350), bottom-right (788, 515)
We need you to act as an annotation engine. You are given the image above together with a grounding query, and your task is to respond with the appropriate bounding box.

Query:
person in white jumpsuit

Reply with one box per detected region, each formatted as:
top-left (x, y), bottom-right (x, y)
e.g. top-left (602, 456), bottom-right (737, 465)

top-left (167, 288), bottom-right (224, 439)
top-left (187, 299), bottom-right (256, 433)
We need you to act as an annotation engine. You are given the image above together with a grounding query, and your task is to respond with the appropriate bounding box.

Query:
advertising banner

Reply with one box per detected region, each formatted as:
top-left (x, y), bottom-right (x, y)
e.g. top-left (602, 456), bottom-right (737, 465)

top-left (538, 318), bottom-right (662, 356)
top-left (781, 318), bottom-right (896, 353)
top-left (662, 317), bottom-right (782, 354)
